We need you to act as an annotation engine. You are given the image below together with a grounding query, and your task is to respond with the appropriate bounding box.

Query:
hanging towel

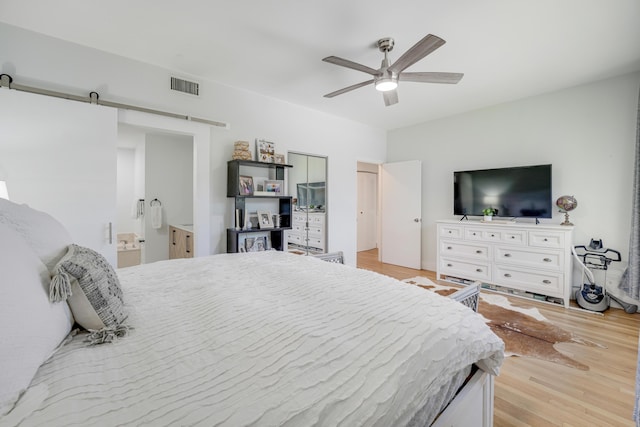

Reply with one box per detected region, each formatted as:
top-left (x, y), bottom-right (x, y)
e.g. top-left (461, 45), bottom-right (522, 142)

top-left (150, 204), bottom-right (162, 229)
top-left (131, 199), bottom-right (145, 219)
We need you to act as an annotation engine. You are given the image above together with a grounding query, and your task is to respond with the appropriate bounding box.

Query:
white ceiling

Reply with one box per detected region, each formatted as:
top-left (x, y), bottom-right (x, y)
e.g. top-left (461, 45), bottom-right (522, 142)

top-left (1, 0), bottom-right (640, 131)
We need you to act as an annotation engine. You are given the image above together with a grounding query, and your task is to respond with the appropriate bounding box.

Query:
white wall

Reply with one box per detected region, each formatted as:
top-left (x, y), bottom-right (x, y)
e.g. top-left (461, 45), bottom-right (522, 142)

top-left (0, 23), bottom-right (387, 265)
top-left (388, 72), bottom-right (640, 272)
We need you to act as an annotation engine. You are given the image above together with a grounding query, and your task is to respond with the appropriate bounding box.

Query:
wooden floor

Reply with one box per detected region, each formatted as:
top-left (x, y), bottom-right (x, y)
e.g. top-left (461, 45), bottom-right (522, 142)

top-left (357, 249), bottom-right (640, 427)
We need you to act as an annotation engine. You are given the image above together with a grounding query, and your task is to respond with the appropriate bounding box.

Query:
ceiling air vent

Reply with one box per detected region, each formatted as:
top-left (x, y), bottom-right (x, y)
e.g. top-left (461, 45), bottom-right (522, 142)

top-left (171, 77), bottom-right (199, 96)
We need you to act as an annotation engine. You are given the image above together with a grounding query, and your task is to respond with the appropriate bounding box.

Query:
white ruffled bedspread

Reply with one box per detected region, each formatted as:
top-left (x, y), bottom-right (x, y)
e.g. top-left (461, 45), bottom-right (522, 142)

top-left (11, 251), bottom-right (504, 426)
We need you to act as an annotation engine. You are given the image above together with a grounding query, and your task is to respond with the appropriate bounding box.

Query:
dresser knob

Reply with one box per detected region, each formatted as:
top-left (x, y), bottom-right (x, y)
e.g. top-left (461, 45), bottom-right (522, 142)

top-left (543, 258), bottom-right (552, 262)
top-left (476, 268), bottom-right (482, 272)
top-left (511, 236), bottom-right (515, 239)
top-left (504, 273), bottom-right (512, 278)
top-left (542, 279), bottom-right (551, 284)
top-left (476, 250), bottom-right (482, 254)
top-left (490, 234), bottom-right (495, 237)
top-left (504, 253), bottom-right (512, 257)
top-left (447, 246), bottom-right (452, 250)
top-left (447, 263), bottom-right (453, 267)
top-left (544, 238), bottom-right (549, 242)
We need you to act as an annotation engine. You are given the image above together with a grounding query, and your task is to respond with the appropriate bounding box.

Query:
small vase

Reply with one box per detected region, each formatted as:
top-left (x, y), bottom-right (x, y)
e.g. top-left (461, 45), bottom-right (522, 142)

top-left (484, 215), bottom-right (492, 222)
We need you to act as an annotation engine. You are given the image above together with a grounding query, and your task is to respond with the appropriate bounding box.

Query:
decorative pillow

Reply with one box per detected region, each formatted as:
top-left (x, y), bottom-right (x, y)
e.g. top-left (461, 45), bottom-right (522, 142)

top-left (0, 224), bottom-right (74, 415)
top-left (0, 198), bottom-right (73, 272)
top-left (51, 244), bottom-right (129, 345)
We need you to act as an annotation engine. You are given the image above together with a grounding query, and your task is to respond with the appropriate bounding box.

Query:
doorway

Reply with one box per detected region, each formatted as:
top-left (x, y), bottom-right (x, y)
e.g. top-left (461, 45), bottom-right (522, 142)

top-left (116, 125), bottom-right (194, 266)
top-left (357, 162), bottom-right (379, 252)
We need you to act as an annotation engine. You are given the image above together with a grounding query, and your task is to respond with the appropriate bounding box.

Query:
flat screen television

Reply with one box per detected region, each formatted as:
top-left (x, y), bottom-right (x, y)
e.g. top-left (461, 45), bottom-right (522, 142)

top-left (297, 182), bottom-right (326, 209)
top-left (453, 164), bottom-right (552, 218)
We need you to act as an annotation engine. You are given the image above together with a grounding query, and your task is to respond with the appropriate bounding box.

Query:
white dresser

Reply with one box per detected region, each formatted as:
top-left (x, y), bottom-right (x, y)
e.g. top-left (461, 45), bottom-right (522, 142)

top-left (288, 211), bottom-right (326, 252)
top-left (436, 220), bottom-right (574, 307)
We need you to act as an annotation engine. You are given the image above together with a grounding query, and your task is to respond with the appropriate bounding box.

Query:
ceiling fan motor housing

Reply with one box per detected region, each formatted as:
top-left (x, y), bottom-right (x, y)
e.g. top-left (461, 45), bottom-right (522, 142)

top-left (377, 37), bottom-right (395, 53)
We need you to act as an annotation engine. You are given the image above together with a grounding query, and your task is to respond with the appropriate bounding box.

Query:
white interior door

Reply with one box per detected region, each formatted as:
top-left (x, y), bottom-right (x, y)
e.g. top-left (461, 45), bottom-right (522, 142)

top-left (380, 160), bottom-right (422, 269)
top-left (357, 171), bottom-right (378, 251)
top-left (0, 89), bottom-right (118, 264)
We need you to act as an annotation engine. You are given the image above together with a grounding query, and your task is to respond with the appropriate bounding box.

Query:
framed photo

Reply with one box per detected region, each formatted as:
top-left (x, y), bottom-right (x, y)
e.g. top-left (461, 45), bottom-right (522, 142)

top-left (238, 232), bottom-right (271, 252)
top-left (238, 175), bottom-right (253, 195)
top-left (244, 237), bottom-right (256, 252)
top-left (258, 210), bottom-right (274, 229)
top-left (256, 138), bottom-right (275, 163)
top-left (244, 212), bottom-right (260, 230)
top-left (265, 180), bottom-right (284, 195)
top-left (273, 153), bottom-right (285, 164)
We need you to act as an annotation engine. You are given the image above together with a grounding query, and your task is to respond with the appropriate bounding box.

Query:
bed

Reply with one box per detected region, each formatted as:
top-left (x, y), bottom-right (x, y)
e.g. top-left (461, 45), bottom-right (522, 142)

top-left (0, 199), bottom-right (504, 427)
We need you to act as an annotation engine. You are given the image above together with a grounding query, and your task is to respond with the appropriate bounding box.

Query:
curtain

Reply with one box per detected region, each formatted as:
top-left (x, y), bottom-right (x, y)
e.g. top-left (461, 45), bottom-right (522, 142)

top-left (620, 87), bottom-right (640, 425)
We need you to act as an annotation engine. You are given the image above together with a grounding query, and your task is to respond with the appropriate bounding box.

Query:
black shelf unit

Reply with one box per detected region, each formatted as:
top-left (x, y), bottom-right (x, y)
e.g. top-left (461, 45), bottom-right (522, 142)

top-left (227, 160), bottom-right (293, 253)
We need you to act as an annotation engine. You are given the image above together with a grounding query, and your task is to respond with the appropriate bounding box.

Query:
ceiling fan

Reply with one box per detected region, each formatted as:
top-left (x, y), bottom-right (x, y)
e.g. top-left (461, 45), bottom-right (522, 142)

top-left (322, 34), bottom-right (463, 106)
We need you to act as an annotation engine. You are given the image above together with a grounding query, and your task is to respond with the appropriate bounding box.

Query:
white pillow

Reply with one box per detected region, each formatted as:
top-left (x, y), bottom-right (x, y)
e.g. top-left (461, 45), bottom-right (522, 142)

top-left (0, 198), bottom-right (73, 272)
top-left (0, 223), bottom-right (74, 415)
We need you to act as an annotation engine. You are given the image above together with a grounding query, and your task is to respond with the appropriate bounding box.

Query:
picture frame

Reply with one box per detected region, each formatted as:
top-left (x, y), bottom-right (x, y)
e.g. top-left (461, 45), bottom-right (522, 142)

top-left (238, 175), bottom-right (253, 195)
top-left (238, 232), bottom-right (271, 252)
top-left (273, 153), bottom-right (285, 164)
top-left (244, 236), bottom-right (256, 252)
top-left (265, 180), bottom-right (284, 195)
top-left (244, 212), bottom-right (260, 230)
top-left (258, 210), bottom-right (274, 229)
top-left (256, 138), bottom-right (275, 163)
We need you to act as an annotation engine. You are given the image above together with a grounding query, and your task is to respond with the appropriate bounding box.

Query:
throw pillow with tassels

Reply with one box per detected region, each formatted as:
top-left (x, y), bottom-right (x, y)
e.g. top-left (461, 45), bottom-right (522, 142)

top-left (50, 244), bottom-right (130, 345)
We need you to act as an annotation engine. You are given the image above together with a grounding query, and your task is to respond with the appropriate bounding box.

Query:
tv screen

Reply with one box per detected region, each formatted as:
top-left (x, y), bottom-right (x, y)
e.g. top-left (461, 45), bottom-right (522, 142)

top-left (297, 182), bottom-right (326, 209)
top-left (453, 164), bottom-right (552, 218)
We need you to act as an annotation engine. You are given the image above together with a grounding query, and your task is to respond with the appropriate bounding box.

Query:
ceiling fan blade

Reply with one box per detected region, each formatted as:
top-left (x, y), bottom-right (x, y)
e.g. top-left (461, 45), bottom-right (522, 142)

top-left (322, 56), bottom-right (379, 76)
top-left (323, 79), bottom-right (374, 98)
top-left (388, 34), bottom-right (446, 74)
top-left (383, 89), bottom-right (398, 106)
top-left (399, 72), bottom-right (464, 84)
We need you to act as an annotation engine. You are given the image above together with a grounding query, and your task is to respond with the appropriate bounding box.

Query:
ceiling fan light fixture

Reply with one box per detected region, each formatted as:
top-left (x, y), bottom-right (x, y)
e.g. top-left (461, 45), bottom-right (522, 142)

top-left (375, 78), bottom-right (397, 92)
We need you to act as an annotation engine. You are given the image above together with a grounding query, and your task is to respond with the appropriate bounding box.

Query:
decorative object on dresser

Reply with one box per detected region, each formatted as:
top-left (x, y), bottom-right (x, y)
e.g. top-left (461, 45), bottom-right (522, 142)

top-left (482, 207), bottom-right (496, 222)
top-left (436, 219), bottom-right (574, 307)
top-left (255, 138), bottom-right (275, 163)
top-left (556, 195), bottom-right (578, 226)
top-left (227, 160), bottom-right (292, 252)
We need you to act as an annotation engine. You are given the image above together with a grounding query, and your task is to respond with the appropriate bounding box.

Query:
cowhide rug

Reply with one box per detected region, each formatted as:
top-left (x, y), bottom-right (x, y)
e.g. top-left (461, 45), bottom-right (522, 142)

top-left (404, 276), bottom-right (605, 370)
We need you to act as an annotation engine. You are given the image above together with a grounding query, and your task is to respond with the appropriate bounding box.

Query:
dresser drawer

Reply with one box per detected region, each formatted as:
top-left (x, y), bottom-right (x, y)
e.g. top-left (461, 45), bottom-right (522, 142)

top-left (287, 232), bottom-right (302, 245)
top-left (495, 246), bottom-right (564, 271)
top-left (306, 235), bottom-right (325, 250)
top-left (493, 265), bottom-right (563, 297)
top-left (466, 227), bottom-right (502, 242)
top-left (308, 213), bottom-right (325, 225)
top-left (439, 224), bottom-right (464, 239)
top-left (440, 240), bottom-right (491, 260)
top-left (501, 230), bottom-right (527, 245)
top-left (440, 257), bottom-right (491, 281)
top-left (529, 231), bottom-right (565, 249)
top-left (308, 225), bottom-right (323, 236)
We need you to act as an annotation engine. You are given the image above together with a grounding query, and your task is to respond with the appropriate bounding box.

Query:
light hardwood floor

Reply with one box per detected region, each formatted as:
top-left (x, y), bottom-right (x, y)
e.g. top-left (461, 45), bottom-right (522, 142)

top-left (357, 249), bottom-right (640, 427)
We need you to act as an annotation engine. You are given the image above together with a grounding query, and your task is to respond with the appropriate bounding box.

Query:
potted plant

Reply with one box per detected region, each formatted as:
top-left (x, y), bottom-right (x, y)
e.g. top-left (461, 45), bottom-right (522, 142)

top-left (482, 208), bottom-right (496, 221)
